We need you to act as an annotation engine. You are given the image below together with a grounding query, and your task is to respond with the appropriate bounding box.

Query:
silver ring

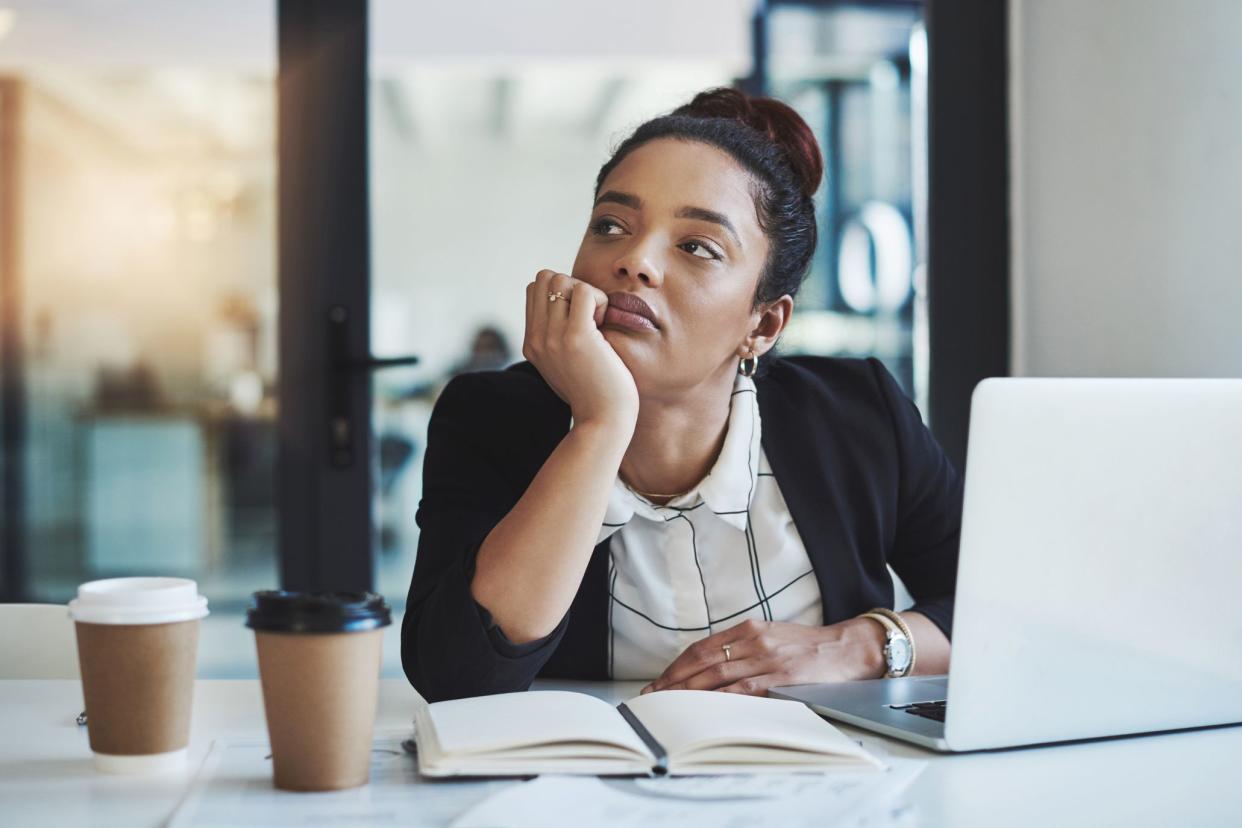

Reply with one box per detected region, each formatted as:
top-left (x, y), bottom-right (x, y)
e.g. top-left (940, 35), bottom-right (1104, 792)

top-left (548, 291), bottom-right (567, 303)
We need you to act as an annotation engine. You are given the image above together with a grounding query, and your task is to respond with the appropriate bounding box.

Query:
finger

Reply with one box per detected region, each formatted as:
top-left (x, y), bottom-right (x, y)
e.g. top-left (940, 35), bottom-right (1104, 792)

top-left (523, 281), bottom-right (537, 356)
top-left (662, 657), bottom-right (767, 692)
top-left (582, 281), bottom-right (610, 327)
top-left (654, 619), bottom-right (763, 685)
top-left (529, 270), bottom-right (557, 348)
top-left (537, 271), bottom-right (571, 350)
top-left (545, 271), bottom-right (575, 302)
top-left (656, 636), bottom-right (762, 691)
top-left (650, 634), bottom-right (736, 690)
top-left (718, 673), bottom-right (787, 697)
top-left (544, 273), bottom-right (576, 341)
top-left (567, 280), bottom-right (604, 334)
top-left (650, 619), bottom-right (766, 690)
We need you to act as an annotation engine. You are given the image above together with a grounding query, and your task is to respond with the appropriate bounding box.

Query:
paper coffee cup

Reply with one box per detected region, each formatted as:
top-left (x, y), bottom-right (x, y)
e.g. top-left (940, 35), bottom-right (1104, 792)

top-left (69, 577), bottom-right (209, 774)
top-left (247, 591), bottom-right (391, 792)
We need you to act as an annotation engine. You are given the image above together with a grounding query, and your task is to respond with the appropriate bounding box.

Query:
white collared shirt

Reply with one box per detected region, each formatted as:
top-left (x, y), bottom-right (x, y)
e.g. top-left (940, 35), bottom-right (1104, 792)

top-left (596, 373), bottom-right (823, 680)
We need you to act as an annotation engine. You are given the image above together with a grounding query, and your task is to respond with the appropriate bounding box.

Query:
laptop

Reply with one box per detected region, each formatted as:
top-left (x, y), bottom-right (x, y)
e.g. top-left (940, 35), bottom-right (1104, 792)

top-left (771, 378), bottom-right (1242, 752)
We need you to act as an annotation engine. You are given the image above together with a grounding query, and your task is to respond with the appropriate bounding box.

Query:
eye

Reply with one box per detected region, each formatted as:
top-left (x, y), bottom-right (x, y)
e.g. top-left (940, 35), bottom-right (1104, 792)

top-left (590, 217), bottom-right (625, 236)
top-left (681, 240), bottom-right (722, 261)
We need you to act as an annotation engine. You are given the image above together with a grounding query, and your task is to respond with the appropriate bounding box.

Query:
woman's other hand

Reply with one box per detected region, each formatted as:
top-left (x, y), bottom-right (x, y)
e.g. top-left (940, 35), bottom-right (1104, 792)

top-left (638, 617), bottom-right (888, 697)
top-left (524, 270), bottom-right (638, 428)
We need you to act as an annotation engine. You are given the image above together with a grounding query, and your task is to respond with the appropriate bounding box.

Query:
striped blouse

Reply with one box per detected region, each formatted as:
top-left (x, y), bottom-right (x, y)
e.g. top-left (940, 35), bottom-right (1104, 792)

top-left (595, 372), bottom-right (823, 680)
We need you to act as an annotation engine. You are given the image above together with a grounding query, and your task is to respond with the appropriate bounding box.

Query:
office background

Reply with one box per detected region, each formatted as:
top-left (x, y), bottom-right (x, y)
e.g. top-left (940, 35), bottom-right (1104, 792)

top-left (0, 0), bottom-right (1238, 678)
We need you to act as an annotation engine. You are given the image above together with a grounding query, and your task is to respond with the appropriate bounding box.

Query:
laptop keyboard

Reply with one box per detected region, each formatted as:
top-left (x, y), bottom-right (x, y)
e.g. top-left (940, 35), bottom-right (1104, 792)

top-left (892, 700), bottom-right (947, 722)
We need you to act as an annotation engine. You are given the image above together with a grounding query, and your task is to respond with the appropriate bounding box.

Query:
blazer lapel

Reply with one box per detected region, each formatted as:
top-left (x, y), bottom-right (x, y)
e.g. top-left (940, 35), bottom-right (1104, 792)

top-left (756, 369), bottom-right (874, 624)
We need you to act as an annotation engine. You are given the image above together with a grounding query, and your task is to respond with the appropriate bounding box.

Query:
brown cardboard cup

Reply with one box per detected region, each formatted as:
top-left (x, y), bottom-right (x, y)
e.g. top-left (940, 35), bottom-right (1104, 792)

top-left (255, 628), bottom-right (385, 791)
top-left (68, 577), bottom-right (209, 773)
top-left (75, 620), bottom-right (200, 765)
top-left (247, 591), bottom-right (392, 792)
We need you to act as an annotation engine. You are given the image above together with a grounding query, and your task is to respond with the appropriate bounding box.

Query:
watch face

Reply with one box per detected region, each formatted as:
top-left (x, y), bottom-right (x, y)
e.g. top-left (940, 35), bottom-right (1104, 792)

top-left (886, 637), bottom-right (913, 672)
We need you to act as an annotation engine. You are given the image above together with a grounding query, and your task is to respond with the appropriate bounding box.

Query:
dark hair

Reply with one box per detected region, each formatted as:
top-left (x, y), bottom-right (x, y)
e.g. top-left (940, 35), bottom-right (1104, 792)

top-left (594, 88), bottom-right (823, 363)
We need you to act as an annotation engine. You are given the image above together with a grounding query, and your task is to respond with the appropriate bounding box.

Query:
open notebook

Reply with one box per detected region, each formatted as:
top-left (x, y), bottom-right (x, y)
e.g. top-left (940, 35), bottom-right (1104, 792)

top-left (413, 689), bottom-right (883, 777)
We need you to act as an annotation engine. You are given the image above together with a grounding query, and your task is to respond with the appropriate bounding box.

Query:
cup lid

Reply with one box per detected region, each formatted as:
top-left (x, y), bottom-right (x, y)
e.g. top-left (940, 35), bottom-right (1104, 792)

top-left (68, 577), bottom-right (209, 625)
top-left (245, 590), bottom-right (391, 634)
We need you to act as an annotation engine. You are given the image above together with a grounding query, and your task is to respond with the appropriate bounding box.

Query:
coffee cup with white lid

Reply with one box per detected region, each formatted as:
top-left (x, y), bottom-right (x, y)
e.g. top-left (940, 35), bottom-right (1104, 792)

top-left (69, 577), bottom-right (208, 773)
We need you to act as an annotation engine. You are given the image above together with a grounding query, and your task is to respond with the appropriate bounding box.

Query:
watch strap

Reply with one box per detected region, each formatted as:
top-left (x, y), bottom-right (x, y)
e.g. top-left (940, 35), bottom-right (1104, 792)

top-left (860, 611), bottom-right (909, 678)
top-left (861, 610), bottom-right (898, 636)
top-left (865, 607), bottom-right (917, 677)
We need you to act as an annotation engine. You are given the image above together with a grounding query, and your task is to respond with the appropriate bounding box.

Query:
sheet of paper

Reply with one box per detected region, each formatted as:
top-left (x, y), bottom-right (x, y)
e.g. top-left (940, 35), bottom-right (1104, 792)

top-left (451, 759), bottom-right (926, 828)
top-left (169, 728), bottom-right (922, 828)
top-left (167, 731), bottom-right (513, 828)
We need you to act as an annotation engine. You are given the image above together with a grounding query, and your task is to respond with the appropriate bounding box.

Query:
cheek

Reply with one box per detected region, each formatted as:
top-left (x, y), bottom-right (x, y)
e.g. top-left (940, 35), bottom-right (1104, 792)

top-left (671, 282), bottom-right (754, 343)
top-left (569, 241), bottom-right (592, 279)
top-left (571, 254), bottom-right (606, 287)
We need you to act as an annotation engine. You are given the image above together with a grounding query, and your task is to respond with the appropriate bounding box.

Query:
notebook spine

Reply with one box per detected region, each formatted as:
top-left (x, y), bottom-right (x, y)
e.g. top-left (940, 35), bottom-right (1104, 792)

top-left (617, 703), bottom-right (668, 776)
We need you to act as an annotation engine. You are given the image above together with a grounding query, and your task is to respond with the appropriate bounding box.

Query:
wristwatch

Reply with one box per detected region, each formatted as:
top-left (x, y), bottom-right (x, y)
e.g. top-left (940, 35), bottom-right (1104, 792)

top-left (861, 610), bottom-right (914, 678)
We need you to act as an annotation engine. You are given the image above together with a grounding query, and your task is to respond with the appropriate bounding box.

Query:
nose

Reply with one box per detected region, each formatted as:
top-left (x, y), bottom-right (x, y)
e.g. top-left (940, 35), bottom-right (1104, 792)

top-left (613, 240), bottom-right (664, 288)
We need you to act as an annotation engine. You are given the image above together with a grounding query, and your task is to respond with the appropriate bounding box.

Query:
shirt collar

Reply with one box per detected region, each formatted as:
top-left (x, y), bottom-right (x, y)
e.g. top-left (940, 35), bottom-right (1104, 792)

top-left (596, 372), bottom-right (761, 543)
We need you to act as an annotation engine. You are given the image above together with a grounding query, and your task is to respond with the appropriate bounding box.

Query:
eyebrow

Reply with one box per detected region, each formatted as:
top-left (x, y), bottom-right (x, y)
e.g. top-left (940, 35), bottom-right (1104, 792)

top-left (675, 205), bottom-right (742, 249)
top-left (594, 190), bottom-right (642, 210)
top-left (593, 190), bottom-right (744, 249)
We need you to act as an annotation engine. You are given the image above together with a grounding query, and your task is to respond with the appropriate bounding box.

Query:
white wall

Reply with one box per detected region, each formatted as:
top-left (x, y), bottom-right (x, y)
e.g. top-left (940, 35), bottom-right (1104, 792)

top-left (0, 0), bottom-right (755, 69)
top-left (1009, 0), bottom-right (1242, 378)
top-left (368, 65), bottom-right (743, 381)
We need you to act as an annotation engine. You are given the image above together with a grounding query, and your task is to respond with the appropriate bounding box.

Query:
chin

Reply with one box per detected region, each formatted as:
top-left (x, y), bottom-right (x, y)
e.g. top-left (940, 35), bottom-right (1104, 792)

top-left (601, 326), bottom-right (653, 349)
top-left (602, 331), bottom-right (650, 377)
top-left (602, 327), bottom-right (637, 354)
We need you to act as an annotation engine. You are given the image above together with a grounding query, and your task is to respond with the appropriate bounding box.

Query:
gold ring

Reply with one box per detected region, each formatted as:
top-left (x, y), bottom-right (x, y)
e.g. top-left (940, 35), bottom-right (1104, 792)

top-left (722, 644), bottom-right (732, 662)
top-left (548, 291), bottom-right (567, 303)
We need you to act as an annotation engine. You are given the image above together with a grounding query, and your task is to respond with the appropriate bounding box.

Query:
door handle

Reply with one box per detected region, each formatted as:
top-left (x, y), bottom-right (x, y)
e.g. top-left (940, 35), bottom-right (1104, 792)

top-left (328, 305), bottom-right (419, 468)
top-left (348, 355), bottom-right (420, 371)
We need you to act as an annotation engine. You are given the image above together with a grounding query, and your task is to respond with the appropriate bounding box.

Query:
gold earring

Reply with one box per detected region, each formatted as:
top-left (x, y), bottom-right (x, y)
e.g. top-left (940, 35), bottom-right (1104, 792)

top-left (738, 349), bottom-right (758, 378)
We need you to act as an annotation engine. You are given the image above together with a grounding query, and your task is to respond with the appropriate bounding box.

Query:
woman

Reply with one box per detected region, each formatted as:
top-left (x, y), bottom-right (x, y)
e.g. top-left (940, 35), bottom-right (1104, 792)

top-left (402, 88), bottom-right (961, 703)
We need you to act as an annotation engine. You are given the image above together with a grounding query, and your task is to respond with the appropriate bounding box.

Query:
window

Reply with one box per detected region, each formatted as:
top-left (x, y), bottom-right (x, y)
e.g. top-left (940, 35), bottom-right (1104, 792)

top-left (0, 2), bottom-right (277, 676)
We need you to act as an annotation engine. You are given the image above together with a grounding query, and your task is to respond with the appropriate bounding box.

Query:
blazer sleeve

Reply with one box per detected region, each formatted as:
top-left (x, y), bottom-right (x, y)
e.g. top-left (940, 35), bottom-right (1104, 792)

top-left (868, 358), bottom-right (963, 639)
top-left (401, 373), bottom-right (571, 702)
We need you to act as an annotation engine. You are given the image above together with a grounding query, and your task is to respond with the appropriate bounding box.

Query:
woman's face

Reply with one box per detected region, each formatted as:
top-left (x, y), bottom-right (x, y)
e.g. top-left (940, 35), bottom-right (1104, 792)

top-left (570, 138), bottom-right (783, 399)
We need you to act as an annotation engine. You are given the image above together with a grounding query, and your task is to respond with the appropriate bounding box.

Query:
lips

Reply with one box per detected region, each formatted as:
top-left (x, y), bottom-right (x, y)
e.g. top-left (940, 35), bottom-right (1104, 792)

top-left (604, 292), bottom-right (659, 330)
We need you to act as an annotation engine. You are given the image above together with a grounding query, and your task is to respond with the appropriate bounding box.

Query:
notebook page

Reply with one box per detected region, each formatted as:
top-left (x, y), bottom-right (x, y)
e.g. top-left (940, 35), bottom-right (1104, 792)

top-left (622, 690), bottom-right (878, 766)
top-left (425, 691), bottom-right (650, 758)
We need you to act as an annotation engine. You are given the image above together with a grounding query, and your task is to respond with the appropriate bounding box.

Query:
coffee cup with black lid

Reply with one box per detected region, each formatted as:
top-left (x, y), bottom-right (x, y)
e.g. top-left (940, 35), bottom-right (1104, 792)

top-left (68, 577), bottom-right (209, 773)
top-left (245, 590), bottom-right (391, 791)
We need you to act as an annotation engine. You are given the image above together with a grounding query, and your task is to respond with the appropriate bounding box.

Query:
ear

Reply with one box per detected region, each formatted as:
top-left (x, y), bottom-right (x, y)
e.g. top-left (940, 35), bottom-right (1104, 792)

top-left (736, 295), bottom-right (794, 359)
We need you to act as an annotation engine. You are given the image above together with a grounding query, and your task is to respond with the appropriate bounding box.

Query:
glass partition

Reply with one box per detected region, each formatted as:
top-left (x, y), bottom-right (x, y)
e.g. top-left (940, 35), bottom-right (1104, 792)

top-left (0, 3), bottom-right (277, 676)
top-left (766, 2), bottom-right (927, 406)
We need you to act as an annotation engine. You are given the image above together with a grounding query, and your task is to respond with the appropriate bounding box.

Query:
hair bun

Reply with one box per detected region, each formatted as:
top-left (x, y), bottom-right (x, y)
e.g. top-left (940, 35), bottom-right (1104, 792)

top-left (674, 87), bottom-right (823, 199)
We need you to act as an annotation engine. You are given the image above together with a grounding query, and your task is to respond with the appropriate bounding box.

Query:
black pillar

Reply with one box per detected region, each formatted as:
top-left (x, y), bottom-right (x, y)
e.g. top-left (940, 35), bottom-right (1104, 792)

top-left (925, 0), bottom-right (1011, 474)
top-left (277, 1), bottom-right (373, 591)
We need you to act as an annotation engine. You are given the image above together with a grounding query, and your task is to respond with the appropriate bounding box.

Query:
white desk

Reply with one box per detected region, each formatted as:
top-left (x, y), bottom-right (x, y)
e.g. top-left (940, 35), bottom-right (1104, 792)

top-left (1, 679), bottom-right (1239, 827)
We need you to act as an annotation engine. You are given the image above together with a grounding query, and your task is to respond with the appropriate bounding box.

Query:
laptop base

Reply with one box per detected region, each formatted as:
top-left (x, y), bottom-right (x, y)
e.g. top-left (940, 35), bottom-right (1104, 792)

top-left (770, 676), bottom-right (952, 752)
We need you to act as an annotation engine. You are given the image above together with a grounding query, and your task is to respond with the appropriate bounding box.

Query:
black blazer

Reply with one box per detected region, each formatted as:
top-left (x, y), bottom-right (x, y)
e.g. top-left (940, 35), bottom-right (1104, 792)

top-left (402, 356), bottom-right (962, 702)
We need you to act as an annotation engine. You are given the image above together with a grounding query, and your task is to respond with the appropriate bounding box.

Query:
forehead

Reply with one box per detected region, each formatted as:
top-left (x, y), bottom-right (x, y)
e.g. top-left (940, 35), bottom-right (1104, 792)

top-left (598, 138), bottom-right (761, 231)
